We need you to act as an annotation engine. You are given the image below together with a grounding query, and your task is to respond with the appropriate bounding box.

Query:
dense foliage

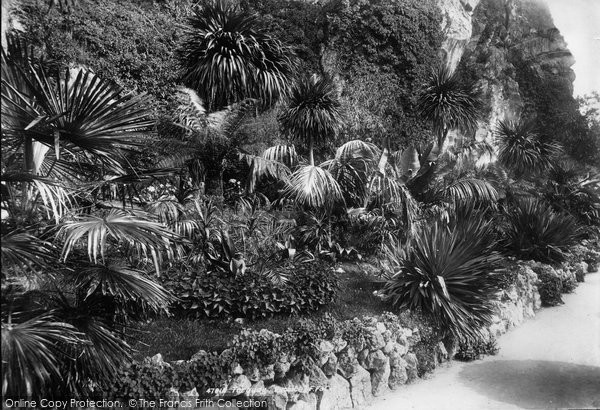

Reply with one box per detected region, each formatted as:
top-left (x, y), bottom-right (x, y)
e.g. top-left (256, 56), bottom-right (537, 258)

top-left (326, 0), bottom-right (443, 147)
top-left (162, 260), bottom-right (338, 319)
top-left (530, 265), bottom-right (564, 307)
top-left (2, 0), bottom-right (598, 399)
top-left (501, 197), bottom-right (584, 264)
top-left (1, 44), bottom-right (175, 398)
top-left (19, 0), bottom-right (188, 103)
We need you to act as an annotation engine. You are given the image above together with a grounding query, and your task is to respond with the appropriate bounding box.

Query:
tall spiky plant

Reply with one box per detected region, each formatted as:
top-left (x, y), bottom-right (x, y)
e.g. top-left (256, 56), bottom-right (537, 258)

top-left (383, 207), bottom-right (503, 340)
top-left (417, 65), bottom-right (481, 149)
top-left (495, 118), bottom-right (562, 178)
top-left (178, 0), bottom-right (296, 111)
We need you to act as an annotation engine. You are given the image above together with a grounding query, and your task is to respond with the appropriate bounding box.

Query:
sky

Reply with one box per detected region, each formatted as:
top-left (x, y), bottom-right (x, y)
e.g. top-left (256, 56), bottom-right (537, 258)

top-left (543, 0), bottom-right (600, 96)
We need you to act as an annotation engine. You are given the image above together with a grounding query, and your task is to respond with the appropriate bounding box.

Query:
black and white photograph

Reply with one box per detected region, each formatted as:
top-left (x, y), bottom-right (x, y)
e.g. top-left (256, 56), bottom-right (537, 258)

top-left (1, 0), bottom-right (599, 408)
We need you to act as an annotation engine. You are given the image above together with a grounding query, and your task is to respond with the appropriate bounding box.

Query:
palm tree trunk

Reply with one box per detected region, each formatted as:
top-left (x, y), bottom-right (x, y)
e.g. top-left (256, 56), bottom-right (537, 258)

top-left (205, 161), bottom-right (224, 196)
top-left (309, 137), bottom-right (315, 166)
top-left (22, 136), bottom-right (34, 204)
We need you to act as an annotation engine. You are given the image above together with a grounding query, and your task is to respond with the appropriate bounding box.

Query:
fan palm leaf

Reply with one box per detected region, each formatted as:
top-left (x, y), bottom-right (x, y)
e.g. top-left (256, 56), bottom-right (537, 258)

top-left (441, 178), bottom-right (499, 206)
top-left (1, 313), bottom-right (82, 398)
top-left (145, 197), bottom-right (184, 225)
top-left (2, 53), bottom-right (154, 172)
top-left (1, 230), bottom-right (55, 270)
top-left (67, 264), bottom-right (173, 313)
top-left (283, 165), bottom-right (344, 210)
top-left (59, 209), bottom-right (179, 274)
top-left (1, 172), bottom-right (72, 222)
top-left (334, 139), bottom-right (380, 163)
top-left (49, 294), bottom-right (133, 391)
top-left (322, 157), bottom-right (370, 206)
top-left (242, 152), bottom-right (292, 193)
top-left (368, 173), bottom-right (418, 228)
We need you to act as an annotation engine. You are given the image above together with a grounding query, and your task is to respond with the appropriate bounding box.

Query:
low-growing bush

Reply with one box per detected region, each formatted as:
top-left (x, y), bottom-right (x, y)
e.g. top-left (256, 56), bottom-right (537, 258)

top-left (559, 270), bottom-right (578, 293)
top-left (161, 260), bottom-right (338, 319)
top-left (531, 265), bottom-right (563, 306)
top-left (455, 333), bottom-right (499, 361)
top-left (102, 352), bottom-right (231, 400)
top-left (229, 329), bottom-right (286, 370)
top-left (502, 197), bottom-right (584, 264)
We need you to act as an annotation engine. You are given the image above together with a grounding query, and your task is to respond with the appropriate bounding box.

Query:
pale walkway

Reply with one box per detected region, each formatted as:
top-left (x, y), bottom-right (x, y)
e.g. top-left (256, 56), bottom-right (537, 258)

top-left (368, 271), bottom-right (600, 410)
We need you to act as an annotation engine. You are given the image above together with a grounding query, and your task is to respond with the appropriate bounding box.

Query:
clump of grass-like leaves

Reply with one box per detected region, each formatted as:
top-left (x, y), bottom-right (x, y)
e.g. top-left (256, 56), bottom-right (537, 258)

top-left (501, 197), bottom-right (584, 264)
top-left (382, 208), bottom-right (503, 340)
top-left (495, 119), bottom-right (562, 177)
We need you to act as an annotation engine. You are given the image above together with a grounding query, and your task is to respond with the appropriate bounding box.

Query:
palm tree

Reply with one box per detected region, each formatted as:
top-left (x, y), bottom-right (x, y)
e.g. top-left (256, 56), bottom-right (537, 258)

top-left (417, 65), bottom-right (481, 149)
top-left (1, 46), bottom-right (176, 398)
top-left (411, 65), bottom-right (482, 196)
top-left (279, 74), bottom-right (343, 166)
top-left (178, 0), bottom-right (296, 112)
top-left (277, 74), bottom-right (345, 211)
top-left (159, 87), bottom-right (258, 196)
top-left (495, 118), bottom-right (562, 178)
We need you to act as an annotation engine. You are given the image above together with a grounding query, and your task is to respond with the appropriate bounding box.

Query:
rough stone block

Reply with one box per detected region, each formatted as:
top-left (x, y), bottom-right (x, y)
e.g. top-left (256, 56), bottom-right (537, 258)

top-left (318, 374), bottom-right (352, 410)
top-left (348, 365), bottom-right (372, 407)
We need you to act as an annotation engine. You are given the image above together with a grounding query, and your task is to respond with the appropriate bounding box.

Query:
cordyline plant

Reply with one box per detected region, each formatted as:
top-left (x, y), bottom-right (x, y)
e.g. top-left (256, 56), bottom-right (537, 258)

top-left (178, 0), bottom-right (296, 111)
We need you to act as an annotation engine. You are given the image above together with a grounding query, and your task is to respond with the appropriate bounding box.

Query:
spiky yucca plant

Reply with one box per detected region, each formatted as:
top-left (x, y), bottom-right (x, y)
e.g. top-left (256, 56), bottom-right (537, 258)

top-left (383, 208), bottom-right (503, 340)
top-left (502, 197), bottom-right (584, 264)
top-left (495, 118), bottom-right (562, 177)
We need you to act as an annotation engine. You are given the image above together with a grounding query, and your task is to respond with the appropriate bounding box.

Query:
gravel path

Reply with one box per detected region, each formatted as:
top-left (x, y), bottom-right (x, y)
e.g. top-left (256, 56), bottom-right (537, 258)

top-left (367, 271), bottom-right (600, 410)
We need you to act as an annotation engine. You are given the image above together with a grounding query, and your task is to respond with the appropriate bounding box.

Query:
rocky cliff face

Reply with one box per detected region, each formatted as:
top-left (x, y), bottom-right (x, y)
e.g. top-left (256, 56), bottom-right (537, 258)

top-left (438, 0), bottom-right (481, 71)
top-left (438, 0), bottom-right (576, 146)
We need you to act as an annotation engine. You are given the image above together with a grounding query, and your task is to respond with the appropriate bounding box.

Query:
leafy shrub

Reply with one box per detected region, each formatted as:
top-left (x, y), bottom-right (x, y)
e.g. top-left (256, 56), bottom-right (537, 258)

top-left (531, 265), bottom-right (563, 307)
top-left (103, 360), bottom-right (176, 400)
top-left (544, 166), bottom-right (600, 227)
top-left (161, 260), bottom-right (338, 319)
top-left (382, 209), bottom-right (503, 340)
top-left (103, 352), bottom-right (230, 400)
top-left (410, 319), bottom-right (444, 376)
top-left (494, 260), bottom-right (520, 290)
top-left (559, 270), bottom-right (578, 293)
top-left (338, 318), bottom-right (369, 351)
top-left (20, 0), bottom-right (186, 103)
top-left (229, 329), bottom-right (285, 370)
top-left (502, 197), bottom-right (584, 264)
top-left (455, 333), bottom-right (498, 361)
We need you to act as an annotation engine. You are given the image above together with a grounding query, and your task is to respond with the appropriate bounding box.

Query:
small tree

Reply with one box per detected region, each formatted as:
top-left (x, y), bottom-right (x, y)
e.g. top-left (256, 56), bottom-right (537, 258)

top-left (278, 74), bottom-right (345, 211)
